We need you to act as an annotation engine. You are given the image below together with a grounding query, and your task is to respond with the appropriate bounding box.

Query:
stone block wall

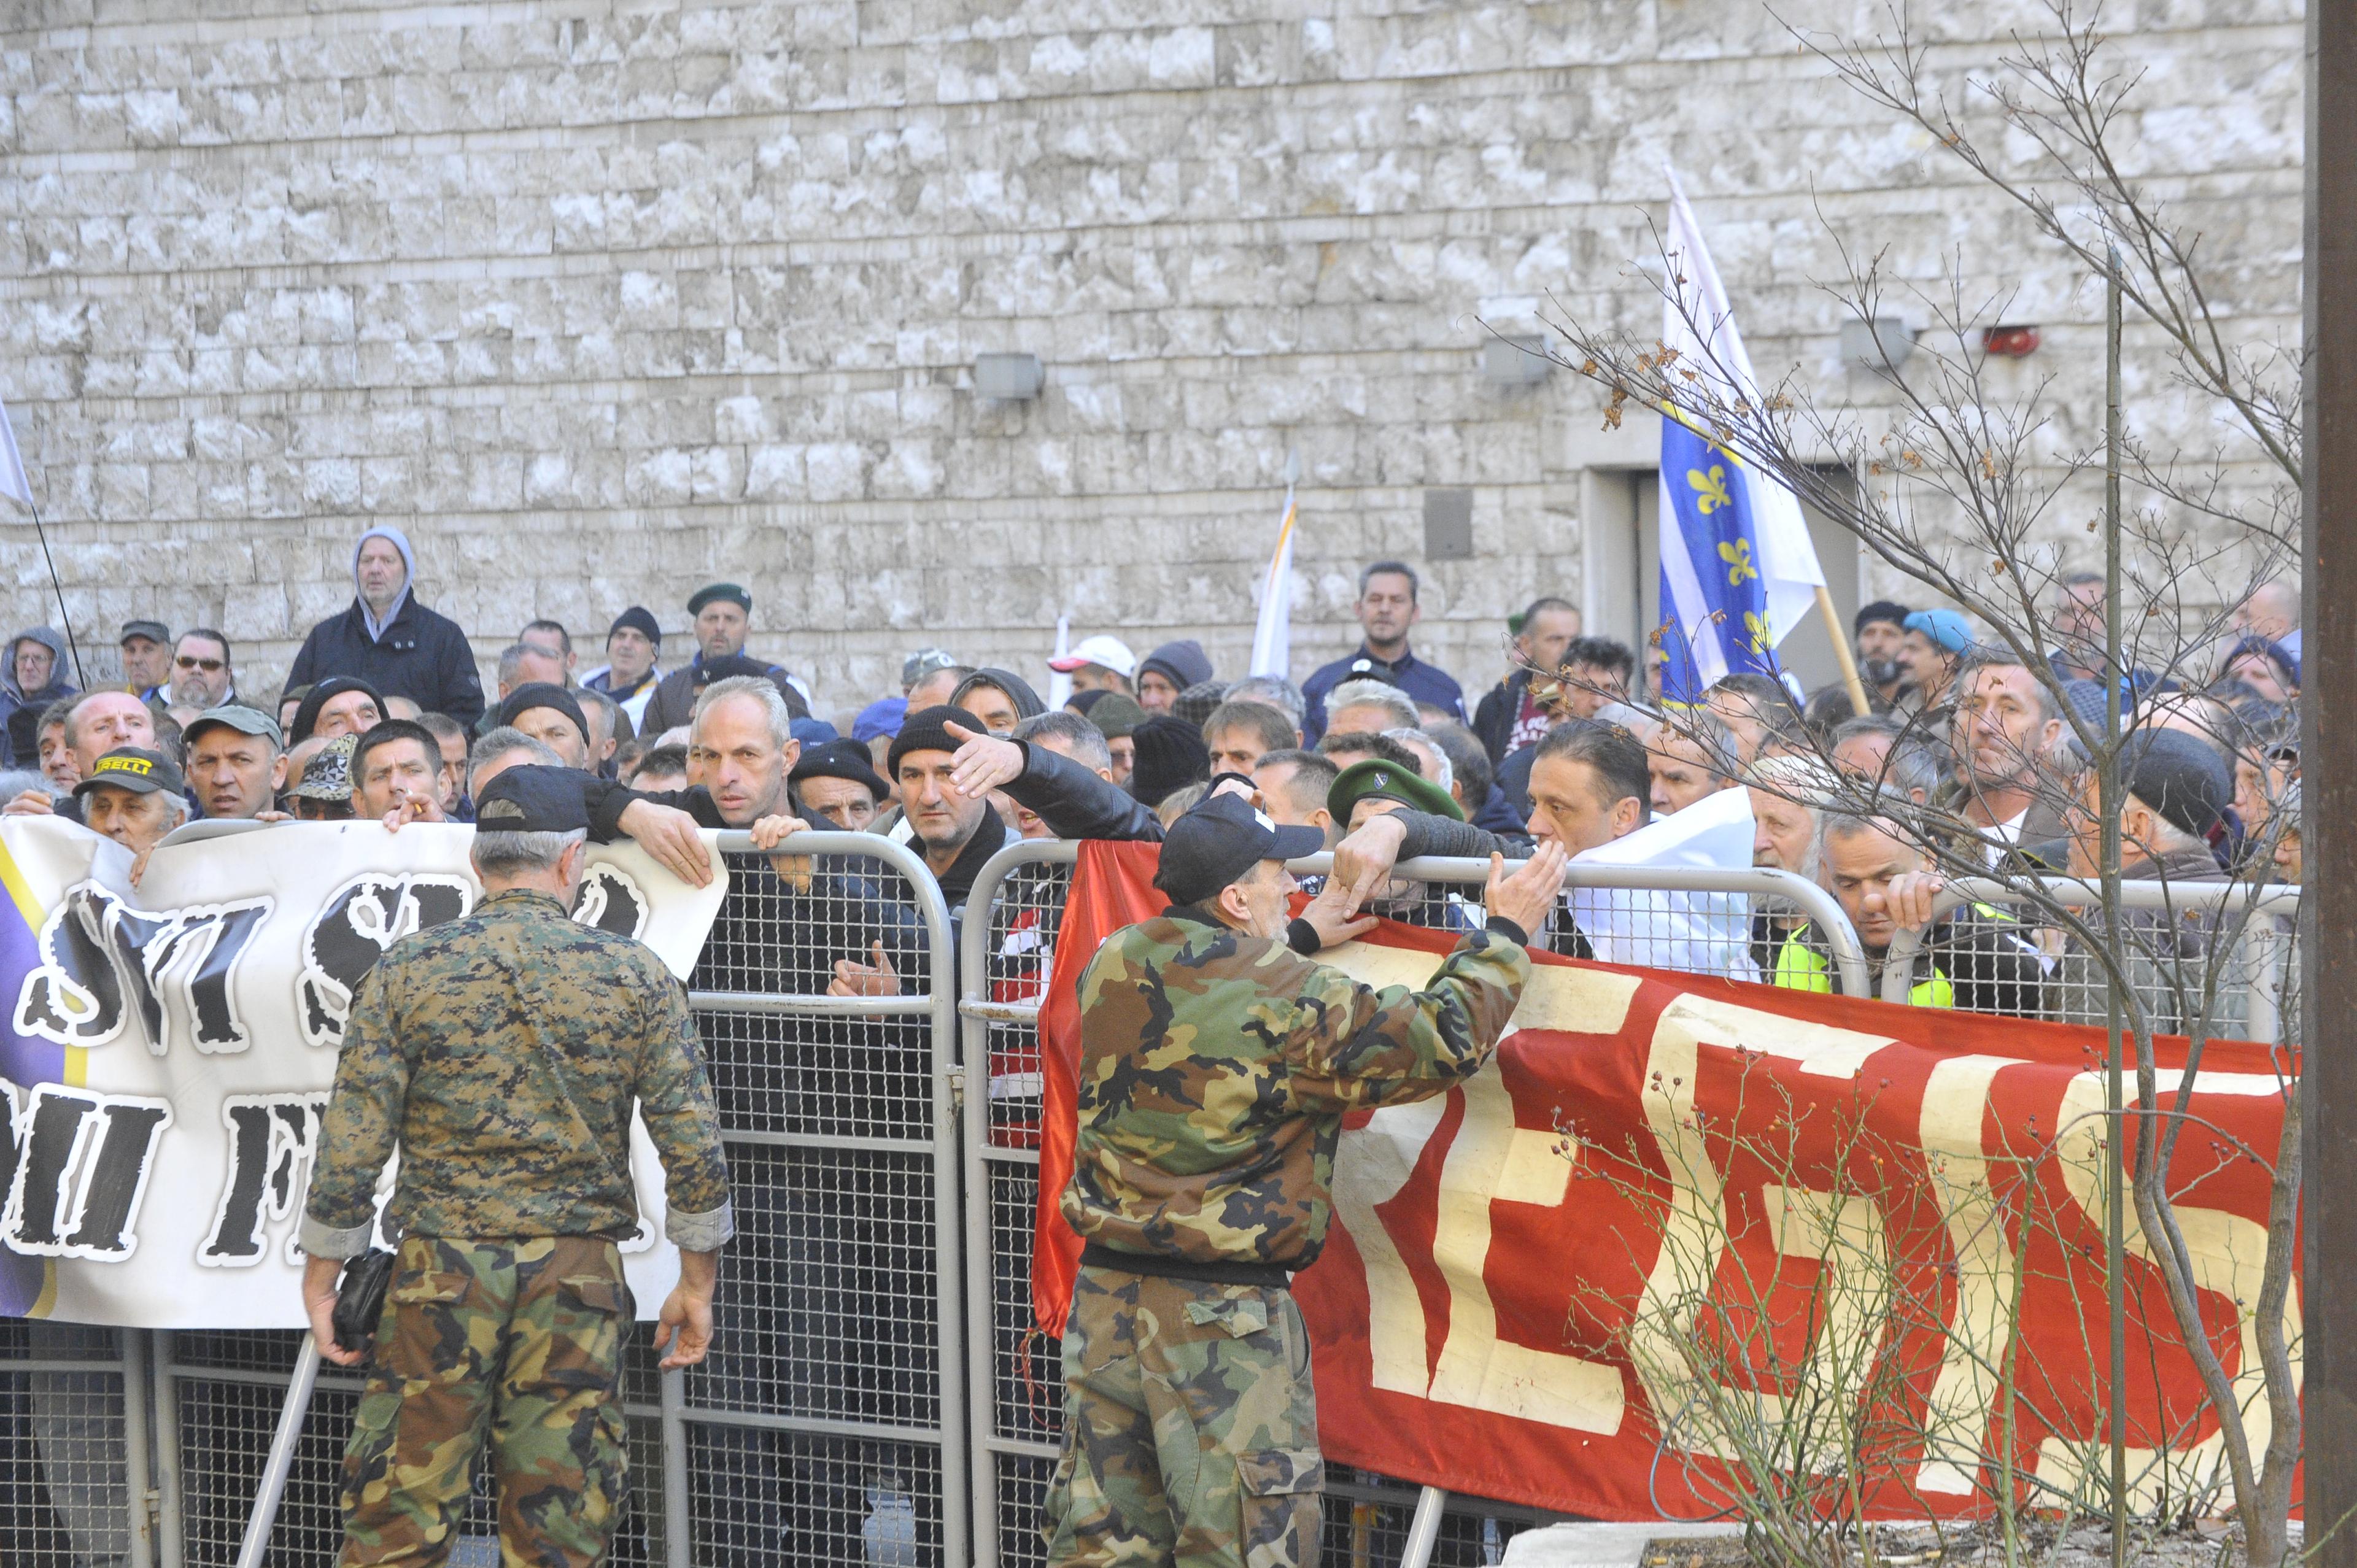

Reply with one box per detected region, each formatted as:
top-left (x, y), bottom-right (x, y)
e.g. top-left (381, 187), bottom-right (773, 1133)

top-left (0, 0), bottom-right (2304, 719)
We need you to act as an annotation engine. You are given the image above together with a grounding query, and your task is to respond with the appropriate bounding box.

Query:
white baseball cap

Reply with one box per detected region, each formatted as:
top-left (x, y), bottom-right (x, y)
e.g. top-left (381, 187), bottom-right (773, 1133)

top-left (1047, 633), bottom-right (1139, 679)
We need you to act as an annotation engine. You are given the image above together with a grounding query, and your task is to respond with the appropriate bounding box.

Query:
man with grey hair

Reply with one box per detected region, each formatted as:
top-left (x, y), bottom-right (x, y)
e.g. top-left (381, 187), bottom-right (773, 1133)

top-left (1384, 727), bottom-right (1452, 797)
top-left (1830, 714), bottom-right (1950, 804)
top-left (300, 764), bottom-right (730, 1566)
top-left (1322, 678), bottom-right (1422, 737)
top-left (466, 726), bottom-right (564, 798)
top-left (1223, 674), bottom-right (1306, 735)
top-left (1743, 752), bottom-right (1842, 980)
top-left (575, 683), bottom-right (625, 774)
top-left (495, 641), bottom-right (568, 703)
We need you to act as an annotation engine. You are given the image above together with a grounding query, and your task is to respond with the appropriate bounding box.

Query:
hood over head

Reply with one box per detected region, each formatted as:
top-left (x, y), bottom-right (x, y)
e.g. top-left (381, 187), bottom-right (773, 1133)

top-left (4, 625), bottom-right (71, 701)
top-left (353, 525), bottom-right (417, 639)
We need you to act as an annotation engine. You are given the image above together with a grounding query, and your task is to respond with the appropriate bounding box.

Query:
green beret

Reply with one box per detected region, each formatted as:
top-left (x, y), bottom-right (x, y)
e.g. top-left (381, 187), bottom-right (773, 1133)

top-left (687, 582), bottom-right (752, 616)
top-left (1328, 757), bottom-right (1463, 825)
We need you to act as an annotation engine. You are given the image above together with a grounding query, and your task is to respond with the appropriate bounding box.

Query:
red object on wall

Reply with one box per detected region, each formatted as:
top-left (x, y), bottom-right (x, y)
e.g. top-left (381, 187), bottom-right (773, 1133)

top-left (1983, 323), bottom-right (2042, 357)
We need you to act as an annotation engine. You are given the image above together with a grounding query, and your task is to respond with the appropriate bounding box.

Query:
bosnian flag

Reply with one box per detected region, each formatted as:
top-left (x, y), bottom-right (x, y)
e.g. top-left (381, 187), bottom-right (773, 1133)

top-left (1655, 166), bottom-right (1825, 700)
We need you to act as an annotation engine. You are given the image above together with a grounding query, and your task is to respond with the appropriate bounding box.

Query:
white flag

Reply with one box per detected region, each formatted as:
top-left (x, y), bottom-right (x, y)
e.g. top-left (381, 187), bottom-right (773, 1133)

top-left (0, 393), bottom-right (34, 512)
top-left (1045, 612), bottom-right (1072, 711)
top-left (1567, 786), bottom-right (1761, 981)
top-left (1249, 487), bottom-right (1298, 680)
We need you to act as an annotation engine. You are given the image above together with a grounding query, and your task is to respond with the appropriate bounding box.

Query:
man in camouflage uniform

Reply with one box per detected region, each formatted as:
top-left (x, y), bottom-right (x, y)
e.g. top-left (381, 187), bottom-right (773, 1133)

top-left (300, 765), bottom-right (733, 1567)
top-left (1049, 789), bottom-right (1567, 1567)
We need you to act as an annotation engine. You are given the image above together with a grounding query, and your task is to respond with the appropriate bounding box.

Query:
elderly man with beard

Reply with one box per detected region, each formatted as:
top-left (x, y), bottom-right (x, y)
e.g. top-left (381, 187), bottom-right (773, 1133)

top-left (1852, 601), bottom-right (1911, 708)
top-left (166, 628), bottom-right (238, 709)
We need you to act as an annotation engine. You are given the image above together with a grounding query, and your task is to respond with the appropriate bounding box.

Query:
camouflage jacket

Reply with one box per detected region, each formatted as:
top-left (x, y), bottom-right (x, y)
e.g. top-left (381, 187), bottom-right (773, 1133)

top-left (1061, 909), bottom-right (1530, 1269)
top-left (301, 888), bottom-right (733, 1259)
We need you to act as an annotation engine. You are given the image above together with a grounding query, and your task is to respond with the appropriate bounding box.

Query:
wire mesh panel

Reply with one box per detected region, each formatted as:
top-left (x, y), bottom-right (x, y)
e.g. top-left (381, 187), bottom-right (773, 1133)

top-left (1876, 877), bottom-right (2302, 1046)
top-left (681, 833), bottom-right (962, 1567)
top-left (1321, 1467), bottom-right (1565, 1567)
top-left (168, 1327), bottom-right (667, 1566)
top-left (0, 1319), bottom-right (137, 1565)
top-left (961, 844), bottom-right (1074, 1568)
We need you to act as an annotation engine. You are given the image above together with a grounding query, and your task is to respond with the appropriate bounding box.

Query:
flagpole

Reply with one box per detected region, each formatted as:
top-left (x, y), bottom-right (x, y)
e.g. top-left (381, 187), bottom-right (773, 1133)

top-left (1815, 584), bottom-right (1869, 715)
top-left (0, 396), bottom-right (83, 687)
top-left (23, 495), bottom-right (83, 688)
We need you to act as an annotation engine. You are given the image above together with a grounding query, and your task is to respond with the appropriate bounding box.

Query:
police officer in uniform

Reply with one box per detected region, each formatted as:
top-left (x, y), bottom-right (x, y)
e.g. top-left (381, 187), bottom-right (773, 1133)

top-left (1047, 788), bottom-right (1568, 1567)
top-left (300, 765), bottom-right (734, 1567)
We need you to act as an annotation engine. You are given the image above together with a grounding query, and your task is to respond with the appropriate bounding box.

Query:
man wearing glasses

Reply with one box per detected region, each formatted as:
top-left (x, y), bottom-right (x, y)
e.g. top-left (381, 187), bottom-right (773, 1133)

top-left (166, 628), bottom-right (238, 708)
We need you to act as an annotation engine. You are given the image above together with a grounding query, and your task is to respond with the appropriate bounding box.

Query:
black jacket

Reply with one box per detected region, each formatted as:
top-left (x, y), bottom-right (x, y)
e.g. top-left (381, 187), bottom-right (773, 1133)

top-left (1471, 671), bottom-right (1535, 764)
top-left (286, 597), bottom-right (484, 728)
top-left (640, 654), bottom-right (790, 737)
top-left (999, 742), bottom-right (1164, 843)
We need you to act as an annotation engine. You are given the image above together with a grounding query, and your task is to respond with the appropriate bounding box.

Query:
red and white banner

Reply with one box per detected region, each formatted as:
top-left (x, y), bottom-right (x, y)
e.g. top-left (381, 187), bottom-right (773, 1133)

top-left (1035, 843), bottom-right (2301, 1520)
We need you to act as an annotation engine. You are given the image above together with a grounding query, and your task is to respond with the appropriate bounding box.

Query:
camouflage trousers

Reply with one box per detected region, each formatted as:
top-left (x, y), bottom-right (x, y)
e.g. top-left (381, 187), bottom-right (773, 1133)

top-left (1043, 1264), bottom-right (1324, 1567)
top-left (340, 1235), bottom-right (630, 1567)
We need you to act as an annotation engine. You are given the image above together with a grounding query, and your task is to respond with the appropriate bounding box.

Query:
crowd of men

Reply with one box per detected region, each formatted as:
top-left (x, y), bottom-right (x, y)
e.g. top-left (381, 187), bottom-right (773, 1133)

top-left (0, 522), bottom-right (2299, 1563)
top-left (0, 525), bottom-right (2301, 1030)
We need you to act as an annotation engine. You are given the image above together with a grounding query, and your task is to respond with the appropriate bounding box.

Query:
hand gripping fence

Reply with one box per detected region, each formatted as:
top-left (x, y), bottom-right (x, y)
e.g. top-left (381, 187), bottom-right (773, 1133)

top-left (954, 840), bottom-right (1870, 1568)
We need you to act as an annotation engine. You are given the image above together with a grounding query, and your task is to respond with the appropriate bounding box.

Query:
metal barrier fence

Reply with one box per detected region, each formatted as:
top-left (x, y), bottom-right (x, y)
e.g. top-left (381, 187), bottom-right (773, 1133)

top-left (3, 830), bottom-right (964, 1568)
top-left (955, 841), bottom-right (1871, 1568)
top-left (1, 827), bottom-right (2301, 1566)
top-left (1879, 876), bottom-right (2301, 1045)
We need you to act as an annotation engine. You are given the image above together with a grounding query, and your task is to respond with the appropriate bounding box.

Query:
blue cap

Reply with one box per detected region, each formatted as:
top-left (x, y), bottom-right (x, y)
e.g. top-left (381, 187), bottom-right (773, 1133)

top-left (853, 696), bottom-right (908, 743)
top-left (1902, 608), bottom-right (1975, 654)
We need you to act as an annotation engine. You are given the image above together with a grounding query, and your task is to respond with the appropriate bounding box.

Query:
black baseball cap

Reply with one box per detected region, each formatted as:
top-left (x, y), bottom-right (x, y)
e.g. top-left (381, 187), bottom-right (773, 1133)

top-left (76, 746), bottom-right (185, 800)
top-left (1153, 790), bottom-right (1323, 904)
top-left (120, 619), bottom-right (169, 645)
top-left (473, 764), bottom-right (591, 834)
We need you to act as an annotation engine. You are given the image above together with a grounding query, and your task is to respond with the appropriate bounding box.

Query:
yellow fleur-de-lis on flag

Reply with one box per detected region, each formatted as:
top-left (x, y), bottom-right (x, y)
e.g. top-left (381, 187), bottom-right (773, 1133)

top-left (1718, 538), bottom-right (1759, 587)
top-left (1689, 463), bottom-right (1733, 515)
top-left (1743, 610), bottom-right (1771, 655)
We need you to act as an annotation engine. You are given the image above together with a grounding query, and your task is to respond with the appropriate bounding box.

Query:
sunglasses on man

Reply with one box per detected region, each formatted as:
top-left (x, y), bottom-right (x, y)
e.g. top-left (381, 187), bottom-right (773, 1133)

top-left (176, 655), bottom-right (225, 672)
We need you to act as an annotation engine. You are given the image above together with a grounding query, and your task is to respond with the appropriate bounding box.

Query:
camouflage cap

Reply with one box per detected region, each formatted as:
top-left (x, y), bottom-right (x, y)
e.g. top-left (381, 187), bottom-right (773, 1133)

top-left (289, 735), bottom-right (359, 801)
